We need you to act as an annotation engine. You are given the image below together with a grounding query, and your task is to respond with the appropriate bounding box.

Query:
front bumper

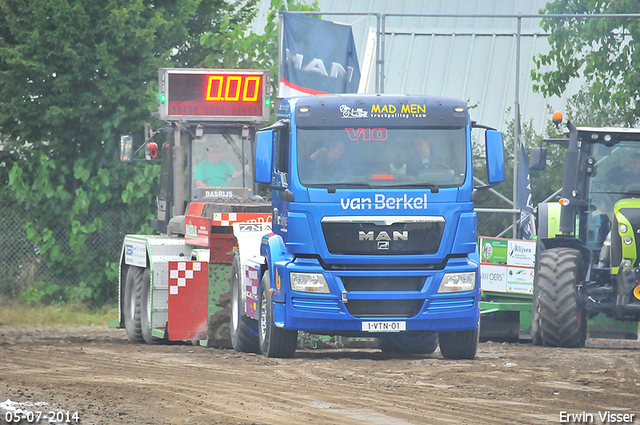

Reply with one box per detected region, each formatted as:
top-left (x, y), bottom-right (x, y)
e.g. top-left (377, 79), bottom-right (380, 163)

top-left (272, 257), bottom-right (480, 334)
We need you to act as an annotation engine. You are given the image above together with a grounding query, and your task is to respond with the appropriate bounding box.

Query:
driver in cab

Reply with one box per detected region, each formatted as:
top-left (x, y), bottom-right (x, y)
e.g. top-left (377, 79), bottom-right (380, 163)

top-left (194, 143), bottom-right (243, 188)
top-left (407, 137), bottom-right (449, 175)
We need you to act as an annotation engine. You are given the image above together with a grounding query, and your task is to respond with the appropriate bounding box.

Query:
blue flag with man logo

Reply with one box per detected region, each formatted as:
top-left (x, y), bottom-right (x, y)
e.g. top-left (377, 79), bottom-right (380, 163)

top-left (517, 140), bottom-right (534, 239)
top-left (279, 12), bottom-right (361, 97)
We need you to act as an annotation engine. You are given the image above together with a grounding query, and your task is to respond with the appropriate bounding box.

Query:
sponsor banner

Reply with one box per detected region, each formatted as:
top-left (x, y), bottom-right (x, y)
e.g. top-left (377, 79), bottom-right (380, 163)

top-left (507, 266), bottom-right (535, 295)
top-left (211, 212), bottom-right (272, 227)
top-left (480, 264), bottom-right (507, 293)
top-left (479, 237), bottom-right (508, 265)
top-left (279, 12), bottom-right (360, 97)
top-left (124, 238), bottom-right (147, 268)
top-left (338, 103), bottom-right (429, 120)
top-left (507, 239), bottom-right (536, 268)
top-left (185, 216), bottom-right (210, 247)
top-left (479, 237), bottom-right (536, 295)
top-left (340, 193), bottom-right (427, 210)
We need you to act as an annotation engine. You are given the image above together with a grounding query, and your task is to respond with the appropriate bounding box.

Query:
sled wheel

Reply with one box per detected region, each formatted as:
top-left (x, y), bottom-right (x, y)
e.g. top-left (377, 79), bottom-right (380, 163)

top-left (230, 255), bottom-right (260, 353)
top-left (140, 267), bottom-right (162, 344)
top-left (124, 266), bottom-right (144, 344)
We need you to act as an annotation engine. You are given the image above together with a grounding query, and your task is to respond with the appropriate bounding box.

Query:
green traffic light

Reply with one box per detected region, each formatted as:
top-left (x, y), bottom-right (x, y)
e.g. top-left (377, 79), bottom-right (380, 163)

top-left (265, 97), bottom-right (271, 106)
top-left (160, 94), bottom-right (166, 104)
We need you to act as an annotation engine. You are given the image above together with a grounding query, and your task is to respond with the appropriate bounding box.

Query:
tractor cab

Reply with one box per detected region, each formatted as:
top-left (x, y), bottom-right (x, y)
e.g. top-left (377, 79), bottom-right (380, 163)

top-left (532, 125), bottom-right (640, 271)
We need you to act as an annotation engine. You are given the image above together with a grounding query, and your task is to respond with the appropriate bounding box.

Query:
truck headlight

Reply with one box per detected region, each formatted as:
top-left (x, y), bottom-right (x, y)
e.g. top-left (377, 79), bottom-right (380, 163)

top-left (290, 272), bottom-right (330, 293)
top-left (437, 272), bottom-right (476, 293)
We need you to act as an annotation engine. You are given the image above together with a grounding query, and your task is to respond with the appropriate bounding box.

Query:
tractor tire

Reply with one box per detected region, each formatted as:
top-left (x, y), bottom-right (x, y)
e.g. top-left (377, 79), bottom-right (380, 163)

top-left (124, 266), bottom-right (144, 344)
top-left (230, 255), bottom-right (260, 353)
top-left (379, 332), bottom-right (438, 355)
top-left (140, 267), bottom-right (162, 344)
top-left (438, 328), bottom-right (479, 360)
top-left (535, 248), bottom-right (587, 348)
top-left (258, 272), bottom-right (297, 358)
top-left (531, 274), bottom-right (543, 346)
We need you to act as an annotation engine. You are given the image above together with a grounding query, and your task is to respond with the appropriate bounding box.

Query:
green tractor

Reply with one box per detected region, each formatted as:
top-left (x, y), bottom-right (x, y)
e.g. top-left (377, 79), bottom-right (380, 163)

top-left (530, 117), bottom-right (640, 347)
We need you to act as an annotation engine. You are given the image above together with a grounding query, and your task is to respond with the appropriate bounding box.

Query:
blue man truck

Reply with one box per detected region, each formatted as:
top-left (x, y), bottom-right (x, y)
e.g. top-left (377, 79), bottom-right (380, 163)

top-left (231, 94), bottom-right (505, 359)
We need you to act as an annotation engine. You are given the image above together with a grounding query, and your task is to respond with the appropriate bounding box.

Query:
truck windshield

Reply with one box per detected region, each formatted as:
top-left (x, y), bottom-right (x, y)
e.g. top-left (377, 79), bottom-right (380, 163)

top-left (296, 127), bottom-right (467, 188)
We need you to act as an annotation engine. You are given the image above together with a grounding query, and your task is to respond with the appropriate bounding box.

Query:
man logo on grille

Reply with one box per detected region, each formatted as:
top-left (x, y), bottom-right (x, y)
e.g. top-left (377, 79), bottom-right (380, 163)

top-left (359, 230), bottom-right (408, 241)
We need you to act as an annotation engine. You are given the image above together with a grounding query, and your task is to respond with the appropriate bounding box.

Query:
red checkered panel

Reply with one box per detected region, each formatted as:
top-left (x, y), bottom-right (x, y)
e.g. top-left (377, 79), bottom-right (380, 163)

top-left (167, 261), bottom-right (209, 341)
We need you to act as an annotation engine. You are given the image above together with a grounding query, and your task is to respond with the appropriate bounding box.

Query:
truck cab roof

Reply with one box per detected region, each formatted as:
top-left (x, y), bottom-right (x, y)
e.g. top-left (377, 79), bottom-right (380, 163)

top-left (279, 94), bottom-right (469, 128)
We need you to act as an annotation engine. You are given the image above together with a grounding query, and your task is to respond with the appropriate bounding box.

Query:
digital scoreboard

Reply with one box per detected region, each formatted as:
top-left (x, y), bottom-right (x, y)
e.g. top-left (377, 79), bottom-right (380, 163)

top-left (158, 68), bottom-right (270, 122)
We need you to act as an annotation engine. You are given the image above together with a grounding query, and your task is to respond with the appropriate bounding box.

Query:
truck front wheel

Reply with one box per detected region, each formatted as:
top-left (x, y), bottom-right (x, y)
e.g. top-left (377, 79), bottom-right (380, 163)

top-left (438, 328), bottom-right (479, 359)
top-left (124, 266), bottom-right (144, 344)
top-left (230, 255), bottom-right (260, 353)
top-left (258, 272), bottom-right (297, 358)
top-left (534, 247), bottom-right (587, 348)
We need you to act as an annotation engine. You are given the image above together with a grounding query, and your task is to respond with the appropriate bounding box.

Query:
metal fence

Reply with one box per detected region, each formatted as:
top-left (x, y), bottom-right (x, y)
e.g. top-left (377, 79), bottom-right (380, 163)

top-left (0, 200), bottom-right (138, 300)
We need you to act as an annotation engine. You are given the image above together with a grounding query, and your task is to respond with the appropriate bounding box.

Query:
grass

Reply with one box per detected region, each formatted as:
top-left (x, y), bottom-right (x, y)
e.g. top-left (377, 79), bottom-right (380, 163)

top-left (0, 301), bottom-right (118, 328)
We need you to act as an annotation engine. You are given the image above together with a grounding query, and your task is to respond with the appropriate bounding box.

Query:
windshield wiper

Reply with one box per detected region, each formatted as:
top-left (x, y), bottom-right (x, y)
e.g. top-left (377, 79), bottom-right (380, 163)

top-left (309, 182), bottom-right (440, 193)
top-left (320, 183), bottom-right (373, 193)
top-left (381, 183), bottom-right (440, 193)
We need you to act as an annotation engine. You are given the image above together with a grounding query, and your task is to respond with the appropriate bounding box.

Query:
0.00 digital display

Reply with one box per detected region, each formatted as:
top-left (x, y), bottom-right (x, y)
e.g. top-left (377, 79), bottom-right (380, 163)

top-left (168, 73), bottom-right (263, 118)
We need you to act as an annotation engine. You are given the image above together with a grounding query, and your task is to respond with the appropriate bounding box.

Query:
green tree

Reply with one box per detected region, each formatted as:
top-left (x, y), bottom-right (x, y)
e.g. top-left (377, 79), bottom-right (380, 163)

top-left (532, 1), bottom-right (640, 126)
top-left (0, 0), bottom-right (256, 305)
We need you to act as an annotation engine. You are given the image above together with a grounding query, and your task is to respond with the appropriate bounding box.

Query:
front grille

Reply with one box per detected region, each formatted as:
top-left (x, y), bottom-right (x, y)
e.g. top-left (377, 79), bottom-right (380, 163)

top-left (345, 299), bottom-right (424, 318)
top-left (426, 297), bottom-right (475, 312)
top-left (341, 276), bottom-right (425, 292)
top-left (291, 297), bottom-right (341, 313)
top-left (322, 218), bottom-right (445, 255)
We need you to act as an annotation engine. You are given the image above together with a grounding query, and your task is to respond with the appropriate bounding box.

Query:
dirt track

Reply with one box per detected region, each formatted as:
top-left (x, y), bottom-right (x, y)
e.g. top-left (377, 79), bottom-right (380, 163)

top-left (0, 327), bottom-right (639, 425)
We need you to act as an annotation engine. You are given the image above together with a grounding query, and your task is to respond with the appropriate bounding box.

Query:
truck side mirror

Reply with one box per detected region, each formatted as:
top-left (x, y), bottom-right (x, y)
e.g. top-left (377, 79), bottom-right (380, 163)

top-left (529, 147), bottom-right (547, 171)
top-left (485, 130), bottom-right (505, 184)
top-left (255, 130), bottom-right (274, 184)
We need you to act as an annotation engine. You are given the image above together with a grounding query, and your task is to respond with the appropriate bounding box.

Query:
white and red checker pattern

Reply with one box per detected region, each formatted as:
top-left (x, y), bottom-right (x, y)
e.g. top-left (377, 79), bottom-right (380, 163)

top-left (245, 264), bottom-right (260, 319)
top-left (168, 261), bottom-right (209, 341)
top-left (211, 212), bottom-right (272, 227)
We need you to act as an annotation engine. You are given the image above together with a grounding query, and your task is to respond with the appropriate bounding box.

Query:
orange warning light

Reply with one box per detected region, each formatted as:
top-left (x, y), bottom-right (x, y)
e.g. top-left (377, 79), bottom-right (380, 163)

top-left (552, 111), bottom-right (563, 127)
